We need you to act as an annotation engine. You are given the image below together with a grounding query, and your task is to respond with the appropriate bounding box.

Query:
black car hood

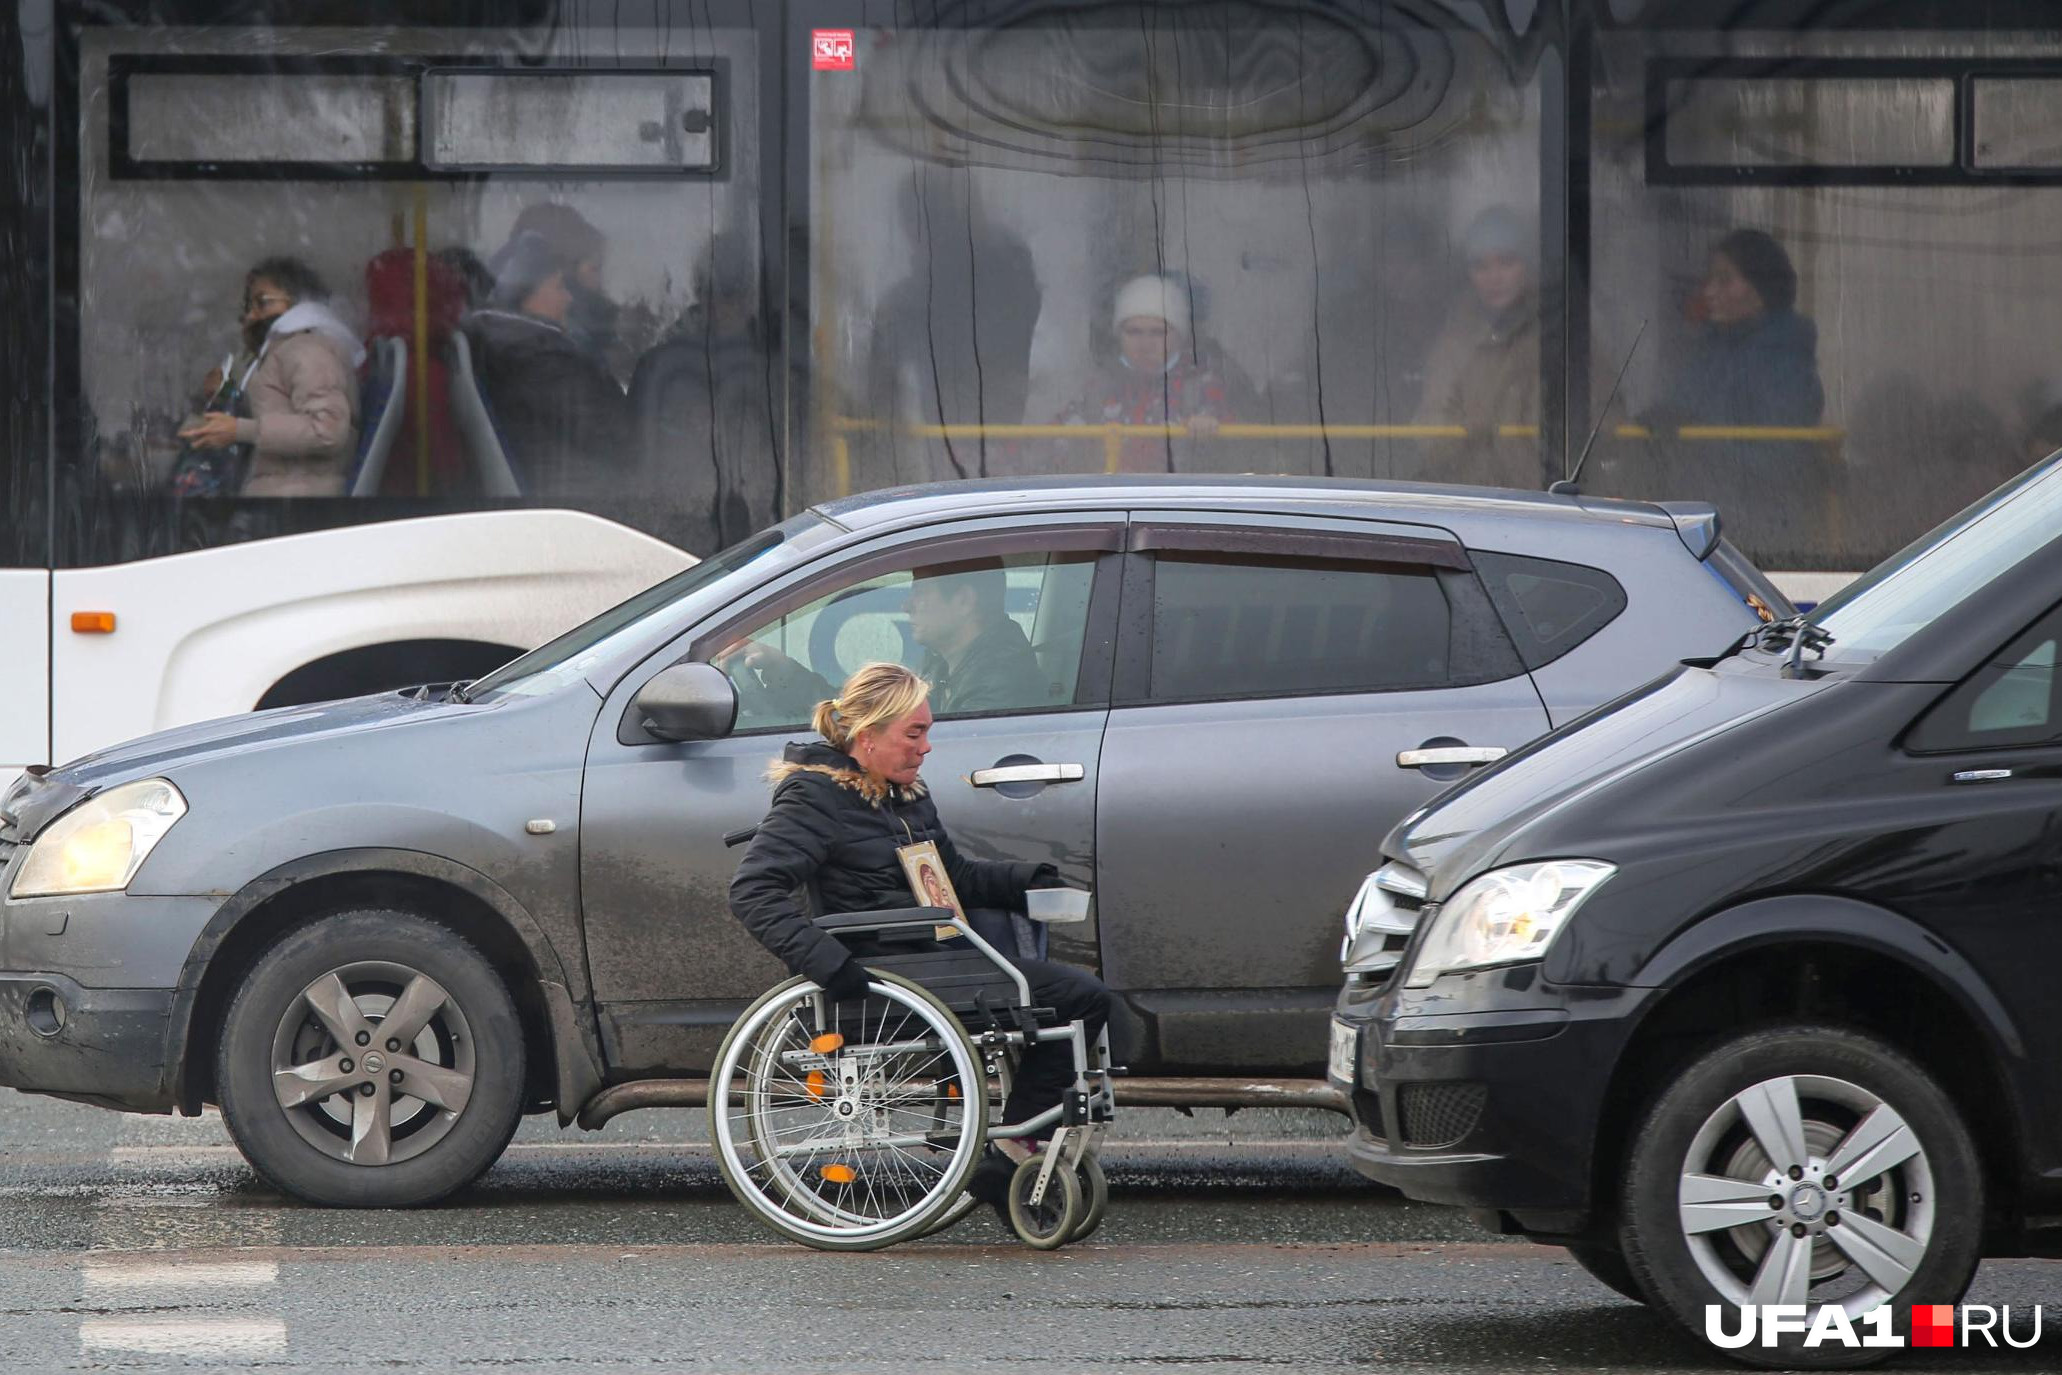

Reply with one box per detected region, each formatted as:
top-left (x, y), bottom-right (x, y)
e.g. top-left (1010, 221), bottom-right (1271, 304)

top-left (1388, 658), bottom-right (1833, 895)
top-left (1, 692), bottom-right (465, 842)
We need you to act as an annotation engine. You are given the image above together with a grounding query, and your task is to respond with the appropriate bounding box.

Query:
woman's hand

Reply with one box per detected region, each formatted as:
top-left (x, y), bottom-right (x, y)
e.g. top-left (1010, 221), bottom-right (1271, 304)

top-left (822, 959), bottom-right (872, 1003)
top-left (179, 413), bottom-right (240, 451)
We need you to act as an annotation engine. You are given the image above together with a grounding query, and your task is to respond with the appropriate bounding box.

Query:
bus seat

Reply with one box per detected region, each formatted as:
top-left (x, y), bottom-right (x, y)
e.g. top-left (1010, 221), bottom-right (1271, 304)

top-left (449, 328), bottom-right (522, 498)
top-left (361, 251), bottom-right (469, 496)
top-left (349, 338), bottom-right (408, 498)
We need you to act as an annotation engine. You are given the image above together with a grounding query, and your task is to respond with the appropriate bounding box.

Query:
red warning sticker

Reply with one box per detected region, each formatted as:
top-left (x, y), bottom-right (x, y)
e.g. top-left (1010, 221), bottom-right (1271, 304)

top-left (812, 30), bottom-right (855, 71)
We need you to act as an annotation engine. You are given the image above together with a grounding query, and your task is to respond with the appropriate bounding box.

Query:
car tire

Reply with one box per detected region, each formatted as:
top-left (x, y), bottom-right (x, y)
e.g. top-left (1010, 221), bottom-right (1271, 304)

top-left (1564, 1243), bottom-right (1647, 1304)
top-left (216, 907), bottom-right (526, 1208)
top-left (1619, 1024), bottom-right (1982, 1369)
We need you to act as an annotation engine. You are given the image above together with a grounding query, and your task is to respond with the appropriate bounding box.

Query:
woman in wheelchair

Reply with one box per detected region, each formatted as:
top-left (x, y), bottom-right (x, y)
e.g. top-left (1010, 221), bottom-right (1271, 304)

top-left (719, 662), bottom-right (1116, 1249)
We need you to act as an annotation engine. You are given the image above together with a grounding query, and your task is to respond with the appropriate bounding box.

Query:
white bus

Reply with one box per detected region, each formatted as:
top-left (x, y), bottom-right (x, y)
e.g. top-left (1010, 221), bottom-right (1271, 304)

top-left (7, 0), bottom-right (2057, 783)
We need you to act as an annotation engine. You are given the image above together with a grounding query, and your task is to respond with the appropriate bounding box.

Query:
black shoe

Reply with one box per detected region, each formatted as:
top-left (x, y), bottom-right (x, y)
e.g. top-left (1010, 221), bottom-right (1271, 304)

top-left (966, 1149), bottom-right (1013, 1222)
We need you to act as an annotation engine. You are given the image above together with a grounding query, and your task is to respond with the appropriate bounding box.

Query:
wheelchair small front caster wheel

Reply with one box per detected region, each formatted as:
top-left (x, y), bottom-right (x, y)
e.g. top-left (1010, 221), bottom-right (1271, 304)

top-left (1070, 1156), bottom-right (1108, 1242)
top-left (1007, 1155), bottom-right (1084, 1250)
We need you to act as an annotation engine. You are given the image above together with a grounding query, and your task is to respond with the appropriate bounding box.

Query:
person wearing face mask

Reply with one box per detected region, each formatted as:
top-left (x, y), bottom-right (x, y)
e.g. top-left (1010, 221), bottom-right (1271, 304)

top-left (1057, 273), bottom-right (1234, 472)
top-left (463, 227), bottom-right (633, 496)
top-left (1413, 206), bottom-right (1543, 488)
top-left (1649, 228), bottom-right (1824, 430)
top-left (728, 661), bottom-right (1112, 1209)
top-left (178, 257), bottom-right (362, 497)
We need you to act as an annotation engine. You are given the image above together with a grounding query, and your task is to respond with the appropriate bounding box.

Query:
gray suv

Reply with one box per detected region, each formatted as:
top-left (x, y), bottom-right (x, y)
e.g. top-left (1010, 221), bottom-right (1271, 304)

top-left (0, 476), bottom-right (1781, 1205)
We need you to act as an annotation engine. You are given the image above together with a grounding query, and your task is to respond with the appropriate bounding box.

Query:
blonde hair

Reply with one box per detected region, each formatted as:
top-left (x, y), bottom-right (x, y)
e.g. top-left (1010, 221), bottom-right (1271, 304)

top-left (813, 662), bottom-right (931, 754)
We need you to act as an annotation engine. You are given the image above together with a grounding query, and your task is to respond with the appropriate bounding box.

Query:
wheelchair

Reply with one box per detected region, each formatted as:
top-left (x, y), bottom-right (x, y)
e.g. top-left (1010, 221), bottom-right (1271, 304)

top-left (709, 894), bottom-right (1116, 1252)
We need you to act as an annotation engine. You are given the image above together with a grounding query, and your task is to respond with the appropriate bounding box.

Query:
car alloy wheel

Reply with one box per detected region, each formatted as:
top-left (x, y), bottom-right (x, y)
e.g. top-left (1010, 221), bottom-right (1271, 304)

top-left (216, 908), bottom-right (524, 1207)
top-left (269, 960), bottom-right (476, 1167)
top-left (1678, 1073), bottom-right (1933, 1316)
top-left (1620, 1025), bottom-right (1982, 1369)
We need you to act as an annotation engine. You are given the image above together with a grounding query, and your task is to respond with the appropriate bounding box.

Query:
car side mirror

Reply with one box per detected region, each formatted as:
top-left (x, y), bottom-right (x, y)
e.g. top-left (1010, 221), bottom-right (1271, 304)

top-left (633, 662), bottom-right (737, 743)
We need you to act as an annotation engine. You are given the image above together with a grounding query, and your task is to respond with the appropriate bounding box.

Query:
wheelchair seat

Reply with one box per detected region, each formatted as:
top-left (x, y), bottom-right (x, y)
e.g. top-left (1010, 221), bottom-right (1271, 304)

top-left (811, 907), bottom-right (1029, 1020)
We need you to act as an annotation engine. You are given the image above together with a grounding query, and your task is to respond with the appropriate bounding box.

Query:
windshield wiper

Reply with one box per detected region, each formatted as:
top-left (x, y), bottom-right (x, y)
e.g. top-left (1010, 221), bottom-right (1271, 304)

top-left (444, 679), bottom-right (475, 704)
top-left (1757, 614), bottom-right (1835, 677)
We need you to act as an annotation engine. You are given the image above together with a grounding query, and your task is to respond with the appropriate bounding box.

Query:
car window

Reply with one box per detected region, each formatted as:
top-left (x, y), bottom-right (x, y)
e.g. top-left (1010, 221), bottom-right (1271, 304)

top-left (1146, 553), bottom-right (1462, 701)
top-left (713, 552), bottom-right (1100, 732)
top-left (470, 517), bottom-right (825, 701)
top-left (1813, 454), bottom-right (2062, 665)
top-left (1908, 603), bottom-right (2062, 752)
top-left (1472, 552), bottom-right (1628, 670)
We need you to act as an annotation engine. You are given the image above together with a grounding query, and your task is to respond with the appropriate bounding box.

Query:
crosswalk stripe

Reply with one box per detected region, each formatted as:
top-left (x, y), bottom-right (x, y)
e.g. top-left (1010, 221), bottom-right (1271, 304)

top-left (83, 1260), bottom-right (278, 1291)
top-left (79, 1318), bottom-right (288, 1355)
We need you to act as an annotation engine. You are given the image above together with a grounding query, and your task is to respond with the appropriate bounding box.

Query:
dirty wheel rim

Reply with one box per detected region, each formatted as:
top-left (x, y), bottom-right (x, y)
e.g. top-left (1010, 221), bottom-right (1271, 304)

top-left (1678, 1073), bottom-right (1935, 1318)
top-left (269, 960), bottom-right (477, 1167)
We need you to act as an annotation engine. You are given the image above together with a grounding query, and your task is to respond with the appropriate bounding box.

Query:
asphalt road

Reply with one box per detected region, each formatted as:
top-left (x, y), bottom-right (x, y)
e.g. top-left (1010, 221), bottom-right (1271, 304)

top-left (1, 1090), bottom-right (2056, 1372)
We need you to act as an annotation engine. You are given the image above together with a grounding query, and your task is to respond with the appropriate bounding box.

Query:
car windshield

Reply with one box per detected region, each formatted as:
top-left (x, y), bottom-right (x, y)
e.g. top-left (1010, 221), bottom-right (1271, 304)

top-left (469, 515), bottom-right (832, 700)
top-left (1811, 454), bottom-right (2062, 665)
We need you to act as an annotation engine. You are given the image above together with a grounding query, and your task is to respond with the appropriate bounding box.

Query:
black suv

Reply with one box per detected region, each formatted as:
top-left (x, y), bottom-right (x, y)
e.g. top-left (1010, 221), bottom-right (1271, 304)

top-left (1333, 457), bottom-right (2062, 1364)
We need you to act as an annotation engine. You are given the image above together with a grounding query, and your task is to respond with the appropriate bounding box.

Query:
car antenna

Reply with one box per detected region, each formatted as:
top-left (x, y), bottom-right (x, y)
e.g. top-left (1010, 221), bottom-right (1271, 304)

top-left (1549, 318), bottom-right (1646, 496)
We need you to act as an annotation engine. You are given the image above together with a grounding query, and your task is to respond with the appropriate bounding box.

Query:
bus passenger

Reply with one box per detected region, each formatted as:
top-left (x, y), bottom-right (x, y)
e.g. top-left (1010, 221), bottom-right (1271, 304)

top-left (1056, 273), bottom-right (1234, 473)
top-left (1648, 229), bottom-right (1824, 430)
top-left (178, 257), bottom-right (363, 497)
top-left (628, 231), bottom-right (779, 554)
top-left (1413, 206), bottom-right (1542, 488)
top-left (508, 202), bottom-right (619, 367)
top-left (464, 229), bottom-right (633, 496)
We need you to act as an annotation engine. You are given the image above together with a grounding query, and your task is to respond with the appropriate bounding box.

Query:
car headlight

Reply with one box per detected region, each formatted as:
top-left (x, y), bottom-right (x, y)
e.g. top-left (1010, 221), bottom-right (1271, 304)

top-left (1402, 860), bottom-right (1614, 988)
top-left (10, 779), bottom-right (188, 898)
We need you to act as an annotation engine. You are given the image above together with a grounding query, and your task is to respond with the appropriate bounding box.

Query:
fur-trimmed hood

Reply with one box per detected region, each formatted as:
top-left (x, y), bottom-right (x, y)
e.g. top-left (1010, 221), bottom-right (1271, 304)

top-left (767, 739), bottom-right (930, 805)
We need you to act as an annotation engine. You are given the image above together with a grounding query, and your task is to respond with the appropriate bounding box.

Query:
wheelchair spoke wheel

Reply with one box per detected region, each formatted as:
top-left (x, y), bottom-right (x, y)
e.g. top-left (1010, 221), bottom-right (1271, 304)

top-left (1007, 1155), bottom-right (1085, 1250)
top-left (710, 972), bottom-right (988, 1251)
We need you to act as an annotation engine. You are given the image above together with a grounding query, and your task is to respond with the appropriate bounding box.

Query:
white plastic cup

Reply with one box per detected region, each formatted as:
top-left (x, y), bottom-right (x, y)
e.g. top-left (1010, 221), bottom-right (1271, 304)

top-left (1025, 887), bottom-right (1091, 924)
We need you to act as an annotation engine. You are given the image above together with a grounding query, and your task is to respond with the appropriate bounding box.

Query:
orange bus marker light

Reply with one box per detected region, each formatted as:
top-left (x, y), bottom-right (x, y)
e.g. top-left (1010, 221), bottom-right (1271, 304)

top-left (70, 612), bottom-right (116, 634)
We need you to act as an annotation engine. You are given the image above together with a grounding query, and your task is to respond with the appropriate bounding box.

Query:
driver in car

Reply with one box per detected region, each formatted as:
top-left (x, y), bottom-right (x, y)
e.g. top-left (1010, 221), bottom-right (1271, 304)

top-left (718, 560), bottom-right (1044, 717)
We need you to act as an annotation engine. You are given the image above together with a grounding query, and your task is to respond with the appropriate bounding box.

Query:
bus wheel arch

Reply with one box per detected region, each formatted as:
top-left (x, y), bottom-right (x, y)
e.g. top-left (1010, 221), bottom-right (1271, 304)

top-left (255, 639), bottom-right (523, 711)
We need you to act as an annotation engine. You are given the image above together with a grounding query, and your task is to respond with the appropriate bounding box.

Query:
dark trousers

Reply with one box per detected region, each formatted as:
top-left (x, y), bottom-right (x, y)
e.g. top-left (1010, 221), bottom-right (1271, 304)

top-left (1000, 957), bottom-right (1114, 1126)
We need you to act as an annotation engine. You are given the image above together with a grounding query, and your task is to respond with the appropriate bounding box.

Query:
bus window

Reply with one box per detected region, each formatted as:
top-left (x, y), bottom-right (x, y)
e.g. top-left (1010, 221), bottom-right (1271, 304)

top-left (62, 13), bottom-right (772, 565)
top-left (1584, 25), bottom-right (2062, 576)
top-left (801, 6), bottom-right (1545, 498)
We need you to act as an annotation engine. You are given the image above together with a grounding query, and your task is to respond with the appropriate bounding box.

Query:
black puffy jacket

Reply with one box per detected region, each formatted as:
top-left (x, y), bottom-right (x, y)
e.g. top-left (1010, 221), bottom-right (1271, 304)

top-left (728, 740), bottom-right (1051, 986)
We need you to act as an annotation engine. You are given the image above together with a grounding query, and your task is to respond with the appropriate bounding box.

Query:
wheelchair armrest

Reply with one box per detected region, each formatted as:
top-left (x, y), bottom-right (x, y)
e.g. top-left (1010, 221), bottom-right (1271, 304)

top-left (814, 906), bottom-right (958, 934)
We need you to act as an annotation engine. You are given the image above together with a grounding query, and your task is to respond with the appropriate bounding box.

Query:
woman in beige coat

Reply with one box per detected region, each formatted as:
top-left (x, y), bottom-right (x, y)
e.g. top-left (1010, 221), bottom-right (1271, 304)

top-left (180, 257), bottom-right (362, 497)
top-left (1412, 207), bottom-right (1542, 490)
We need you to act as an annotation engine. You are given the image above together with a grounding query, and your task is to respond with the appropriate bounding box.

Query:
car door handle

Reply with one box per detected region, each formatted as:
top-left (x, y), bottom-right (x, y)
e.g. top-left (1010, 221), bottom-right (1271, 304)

top-left (1397, 746), bottom-right (1508, 769)
top-left (971, 763), bottom-right (1086, 787)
